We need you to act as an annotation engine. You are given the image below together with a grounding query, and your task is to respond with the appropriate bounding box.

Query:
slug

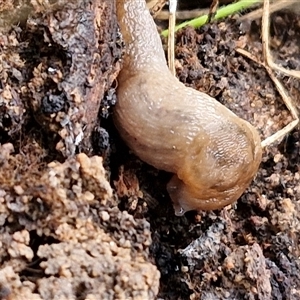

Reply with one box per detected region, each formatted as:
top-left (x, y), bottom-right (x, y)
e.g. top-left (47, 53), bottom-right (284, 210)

top-left (114, 0), bottom-right (262, 216)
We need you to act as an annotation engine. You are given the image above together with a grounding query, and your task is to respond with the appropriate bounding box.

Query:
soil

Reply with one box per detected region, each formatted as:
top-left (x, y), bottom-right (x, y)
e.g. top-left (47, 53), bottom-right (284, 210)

top-left (0, 0), bottom-right (300, 299)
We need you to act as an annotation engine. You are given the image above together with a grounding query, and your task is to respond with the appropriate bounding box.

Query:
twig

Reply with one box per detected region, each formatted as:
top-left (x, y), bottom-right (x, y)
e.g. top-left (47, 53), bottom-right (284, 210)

top-left (168, 0), bottom-right (177, 76)
top-left (261, 0), bottom-right (300, 79)
top-left (239, 0), bottom-right (298, 21)
top-left (238, 0), bottom-right (299, 148)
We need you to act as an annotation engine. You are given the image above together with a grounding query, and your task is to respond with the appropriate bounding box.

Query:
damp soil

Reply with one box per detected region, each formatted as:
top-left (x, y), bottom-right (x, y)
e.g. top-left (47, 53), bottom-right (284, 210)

top-left (0, 0), bottom-right (300, 299)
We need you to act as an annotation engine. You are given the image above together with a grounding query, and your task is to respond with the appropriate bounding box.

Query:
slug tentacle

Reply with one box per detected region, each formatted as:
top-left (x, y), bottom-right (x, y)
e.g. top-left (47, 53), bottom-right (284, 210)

top-left (114, 0), bottom-right (262, 215)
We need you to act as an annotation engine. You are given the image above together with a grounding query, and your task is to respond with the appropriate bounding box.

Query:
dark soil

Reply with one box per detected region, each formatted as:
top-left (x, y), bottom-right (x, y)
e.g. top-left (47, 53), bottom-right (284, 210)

top-left (0, 0), bottom-right (299, 299)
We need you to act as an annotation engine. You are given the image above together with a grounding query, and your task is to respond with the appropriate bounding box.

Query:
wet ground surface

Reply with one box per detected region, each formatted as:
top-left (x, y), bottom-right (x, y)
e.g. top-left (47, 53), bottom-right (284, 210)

top-left (0, 0), bottom-right (300, 299)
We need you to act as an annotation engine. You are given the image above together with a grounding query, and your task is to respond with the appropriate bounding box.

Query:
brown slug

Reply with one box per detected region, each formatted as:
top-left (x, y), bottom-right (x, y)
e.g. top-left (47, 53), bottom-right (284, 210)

top-left (114, 0), bottom-right (262, 216)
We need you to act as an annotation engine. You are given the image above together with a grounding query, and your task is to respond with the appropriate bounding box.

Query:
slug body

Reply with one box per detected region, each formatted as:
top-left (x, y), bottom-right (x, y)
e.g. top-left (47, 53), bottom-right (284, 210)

top-left (114, 0), bottom-right (262, 216)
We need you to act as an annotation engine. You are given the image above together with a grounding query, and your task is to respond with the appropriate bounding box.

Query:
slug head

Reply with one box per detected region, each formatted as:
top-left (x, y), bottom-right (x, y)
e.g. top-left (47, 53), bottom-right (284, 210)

top-left (167, 175), bottom-right (241, 216)
top-left (166, 121), bottom-right (262, 216)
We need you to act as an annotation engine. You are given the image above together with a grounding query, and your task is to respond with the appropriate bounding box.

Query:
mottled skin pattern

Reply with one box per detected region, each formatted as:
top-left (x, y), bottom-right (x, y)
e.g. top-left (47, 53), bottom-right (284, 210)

top-left (114, 0), bottom-right (262, 216)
